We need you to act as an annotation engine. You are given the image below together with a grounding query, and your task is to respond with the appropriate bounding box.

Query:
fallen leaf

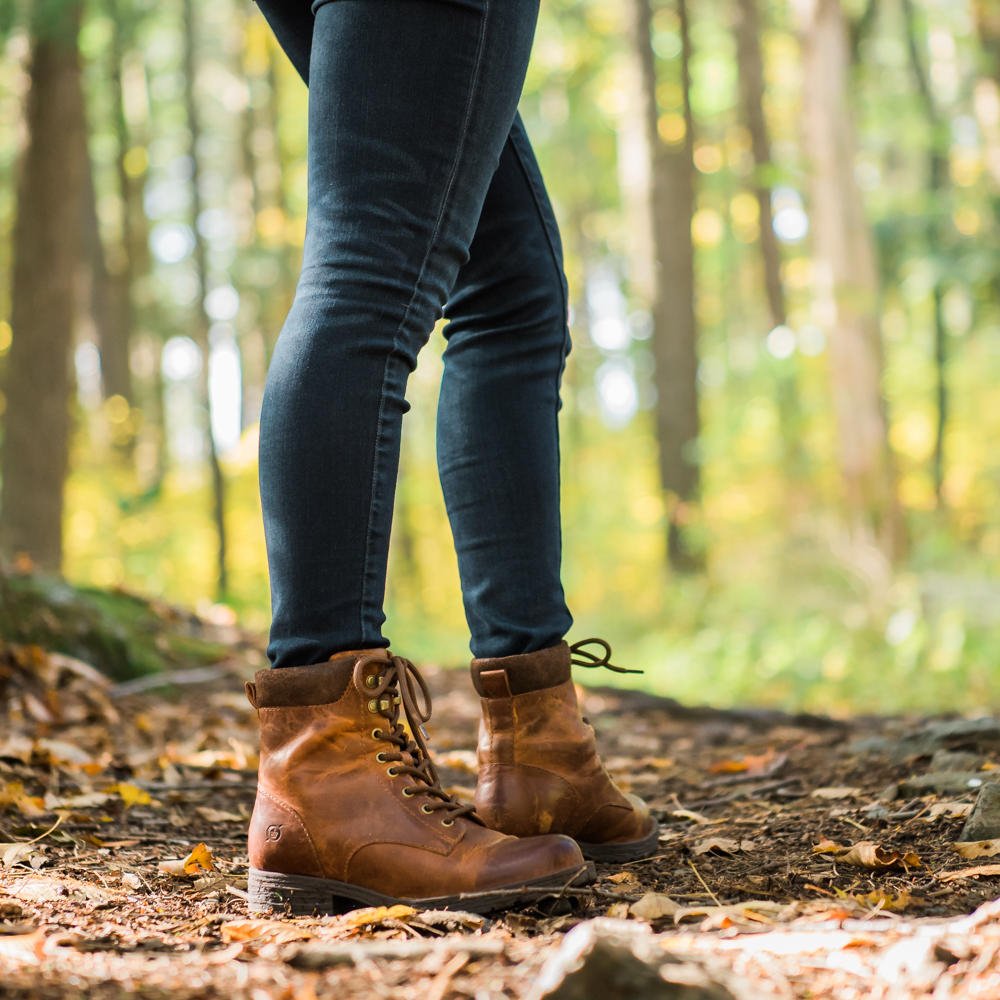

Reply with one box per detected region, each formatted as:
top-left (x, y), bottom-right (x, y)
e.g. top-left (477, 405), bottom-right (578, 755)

top-left (221, 919), bottom-right (313, 947)
top-left (630, 892), bottom-right (680, 920)
top-left (195, 806), bottom-right (243, 823)
top-left (811, 787), bottom-right (861, 800)
top-left (605, 901), bottom-right (631, 919)
top-left (925, 801), bottom-right (975, 820)
top-left (812, 840), bottom-right (921, 869)
top-left (0, 782), bottom-right (47, 818)
top-left (670, 808), bottom-right (712, 824)
top-left (692, 837), bottom-right (755, 856)
top-left (708, 749), bottom-right (786, 777)
top-left (604, 871), bottom-right (640, 894)
top-left (938, 864), bottom-right (1000, 882)
top-left (109, 783), bottom-right (151, 808)
top-left (844, 888), bottom-right (913, 913)
top-left (340, 904), bottom-right (416, 931)
top-left (0, 928), bottom-right (46, 962)
top-left (158, 842), bottom-right (215, 877)
top-left (0, 844), bottom-right (38, 869)
top-left (954, 839), bottom-right (1000, 860)
top-left (674, 900), bottom-right (783, 927)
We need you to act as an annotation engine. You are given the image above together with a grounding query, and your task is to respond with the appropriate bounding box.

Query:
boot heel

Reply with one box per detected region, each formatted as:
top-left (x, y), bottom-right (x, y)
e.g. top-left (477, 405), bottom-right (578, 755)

top-left (248, 867), bottom-right (342, 916)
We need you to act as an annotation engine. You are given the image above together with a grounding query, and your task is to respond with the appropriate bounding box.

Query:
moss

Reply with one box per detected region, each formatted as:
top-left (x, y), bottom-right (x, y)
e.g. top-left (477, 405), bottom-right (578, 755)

top-left (0, 570), bottom-right (234, 681)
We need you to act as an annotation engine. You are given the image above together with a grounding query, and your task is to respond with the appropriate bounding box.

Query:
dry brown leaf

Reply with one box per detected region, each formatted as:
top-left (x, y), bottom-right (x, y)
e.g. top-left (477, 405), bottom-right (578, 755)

top-left (674, 900), bottom-right (783, 927)
top-left (845, 888), bottom-right (913, 913)
top-left (812, 840), bottom-right (921, 869)
top-left (954, 839), bottom-right (1000, 860)
top-left (670, 808), bottom-right (713, 824)
top-left (220, 919), bottom-right (313, 946)
top-left (195, 806), bottom-right (243, 823)
top-left (0, 843), bottom-right (39, 869)
top-left (692, 837), bottom-right (755, 856)
top-left (811, 787), bottom-right (861, 800)
top-left (630, 892), bottom-right (681, 920)
top-left (926, 801), bottom-right (975, 820)
top-left (158, 842), bottom-right (215, 877)
top-left (938, 864), bottom-right (1000, 882)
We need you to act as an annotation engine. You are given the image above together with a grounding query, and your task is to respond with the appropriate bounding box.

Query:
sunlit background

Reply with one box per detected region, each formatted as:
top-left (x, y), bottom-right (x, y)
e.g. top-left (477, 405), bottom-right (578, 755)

top-left (1, 0), bottom-right (998, 712)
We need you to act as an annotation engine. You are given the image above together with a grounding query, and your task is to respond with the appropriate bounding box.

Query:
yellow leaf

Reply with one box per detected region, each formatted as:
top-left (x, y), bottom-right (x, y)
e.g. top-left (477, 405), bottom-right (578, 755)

top-left (341, 904), bottom-right (416, 930)
top-left (158, 842), bottom-right (215, 877)
top-left (109, 783), bottom-right (151, 808)
top-left (0, 782), bottom-right (47, 818)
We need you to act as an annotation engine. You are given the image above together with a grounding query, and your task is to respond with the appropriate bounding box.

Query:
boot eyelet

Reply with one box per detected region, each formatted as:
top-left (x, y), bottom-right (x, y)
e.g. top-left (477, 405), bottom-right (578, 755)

top-left (420, 804), bottom-right (433, 814)
top-left (386, 766), bottom-right (399, 777)
top-left (367, 699), bottom-right (379, 712)
top-left (371, 728), bottom-right (382, 740)
top-left (401, 786), bottom-right (415, 797)
top-left (441, 818), bottom-right (455, 827)
top-left (365, 675), bottom-right (380, 688)
top-left (375, 752), bottom-right (389, 763)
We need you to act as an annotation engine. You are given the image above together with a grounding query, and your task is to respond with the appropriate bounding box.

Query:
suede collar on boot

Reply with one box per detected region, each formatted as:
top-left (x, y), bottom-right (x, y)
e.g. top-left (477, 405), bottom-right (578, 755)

top-left (246, 648), bottom-right (392, 709)
top-left (470, 641), bottom-right (571, 697)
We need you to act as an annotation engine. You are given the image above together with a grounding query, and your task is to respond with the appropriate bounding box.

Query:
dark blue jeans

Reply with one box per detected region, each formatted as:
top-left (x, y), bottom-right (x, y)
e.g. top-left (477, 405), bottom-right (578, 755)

top-left (254, 0), bottom-right (574, 667)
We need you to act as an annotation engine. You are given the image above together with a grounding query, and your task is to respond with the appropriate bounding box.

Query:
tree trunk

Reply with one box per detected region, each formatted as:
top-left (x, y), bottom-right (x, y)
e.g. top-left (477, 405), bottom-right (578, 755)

top-left (901, 0), bottom-right (951, 508)
top-left (625, 0), bottom-right (703, 572)
top-left (182, 0), bottom-right (229, 598)
top-left (0, 2), bottom-right (88, 573)
top-left (972, 1), bottom-right (1000, 186)
top-left (793, 0), bottom-right (904, 564)
top-left (733, 0), bottom-right (804, 470)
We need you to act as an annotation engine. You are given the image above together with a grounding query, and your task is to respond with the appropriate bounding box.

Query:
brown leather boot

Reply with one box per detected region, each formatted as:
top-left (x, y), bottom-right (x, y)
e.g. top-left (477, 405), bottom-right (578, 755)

top-left (245, 647), bottom-right (593, 915)
top-left (471, 638), bottom-right (660, 862)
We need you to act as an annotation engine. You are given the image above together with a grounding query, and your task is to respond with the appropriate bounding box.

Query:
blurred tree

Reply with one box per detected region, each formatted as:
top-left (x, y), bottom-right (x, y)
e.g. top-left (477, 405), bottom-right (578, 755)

top-left (627, 0), bottom-right (703, 572)
top-left (901, 0), bottom-right (953, 508)
top-left (793, 0), bottom-right (904, 567)
top-left (0, 0), bottom-right (87, 572)
top-left (733, 0), bottom-right (803, 469)
top-left (181, 0), bottom-right (228, 597)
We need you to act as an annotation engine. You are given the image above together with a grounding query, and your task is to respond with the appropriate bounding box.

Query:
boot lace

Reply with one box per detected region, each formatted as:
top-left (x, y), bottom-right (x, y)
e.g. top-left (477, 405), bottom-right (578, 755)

top-left (355, 653), bottom-right (480, 826)
top-left (569, 637), bottom-right (643, 675)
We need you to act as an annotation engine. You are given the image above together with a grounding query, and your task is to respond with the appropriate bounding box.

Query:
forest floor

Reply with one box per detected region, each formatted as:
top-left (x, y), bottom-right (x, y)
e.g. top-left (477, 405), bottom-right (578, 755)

top-left (1, 584), bottom-right (999, 998)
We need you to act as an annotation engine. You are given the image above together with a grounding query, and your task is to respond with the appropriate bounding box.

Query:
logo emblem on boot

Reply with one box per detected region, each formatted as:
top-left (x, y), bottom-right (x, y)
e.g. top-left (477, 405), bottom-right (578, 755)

top-left (264, 824), bottom-right (283, 842)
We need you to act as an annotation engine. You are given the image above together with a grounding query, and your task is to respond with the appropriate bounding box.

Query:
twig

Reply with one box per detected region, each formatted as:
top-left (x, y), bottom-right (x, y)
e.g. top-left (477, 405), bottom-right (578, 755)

top-left (110, 665), bottom-right (242, 698)
top-left (687, 859), bottom-right (720, 907)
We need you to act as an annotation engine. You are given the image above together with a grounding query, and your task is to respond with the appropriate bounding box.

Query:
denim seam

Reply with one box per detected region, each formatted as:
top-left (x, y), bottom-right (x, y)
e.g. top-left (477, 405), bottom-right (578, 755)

top-left (507, 124), bottom-right (572, 626)
top-left (359, 0), bottom-right (493, 645)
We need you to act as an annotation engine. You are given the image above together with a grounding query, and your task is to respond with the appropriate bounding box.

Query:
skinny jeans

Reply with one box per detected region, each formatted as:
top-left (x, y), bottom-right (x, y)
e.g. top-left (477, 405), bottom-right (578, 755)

top-left (253, 0), bottom-right (574, 667)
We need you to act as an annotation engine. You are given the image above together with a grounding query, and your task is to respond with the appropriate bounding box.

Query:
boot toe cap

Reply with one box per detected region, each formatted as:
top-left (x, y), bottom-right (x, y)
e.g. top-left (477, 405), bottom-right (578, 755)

top-left (480, 832), bottom-right (588, 890)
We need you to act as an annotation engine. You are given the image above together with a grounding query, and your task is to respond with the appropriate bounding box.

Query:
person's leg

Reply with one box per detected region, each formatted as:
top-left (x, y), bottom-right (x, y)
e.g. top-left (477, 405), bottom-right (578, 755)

top-left (437, 112), bottom-right (573, 659)
top-left (256, 0), bottom-right (542, 668)
top-left (246, 0), bottom-right (593, 913)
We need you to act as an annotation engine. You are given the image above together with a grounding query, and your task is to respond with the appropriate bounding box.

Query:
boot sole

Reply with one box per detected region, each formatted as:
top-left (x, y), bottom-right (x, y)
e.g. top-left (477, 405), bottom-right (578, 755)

top-left (247, 862), bottom-right (596, 916)
top-left (576, 820), bottom-right (661, 863)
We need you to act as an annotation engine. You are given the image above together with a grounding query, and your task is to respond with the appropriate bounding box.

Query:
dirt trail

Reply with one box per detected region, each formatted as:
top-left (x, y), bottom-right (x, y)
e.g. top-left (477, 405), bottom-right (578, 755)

top-left (1, 640), bottom-right (999, 998)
